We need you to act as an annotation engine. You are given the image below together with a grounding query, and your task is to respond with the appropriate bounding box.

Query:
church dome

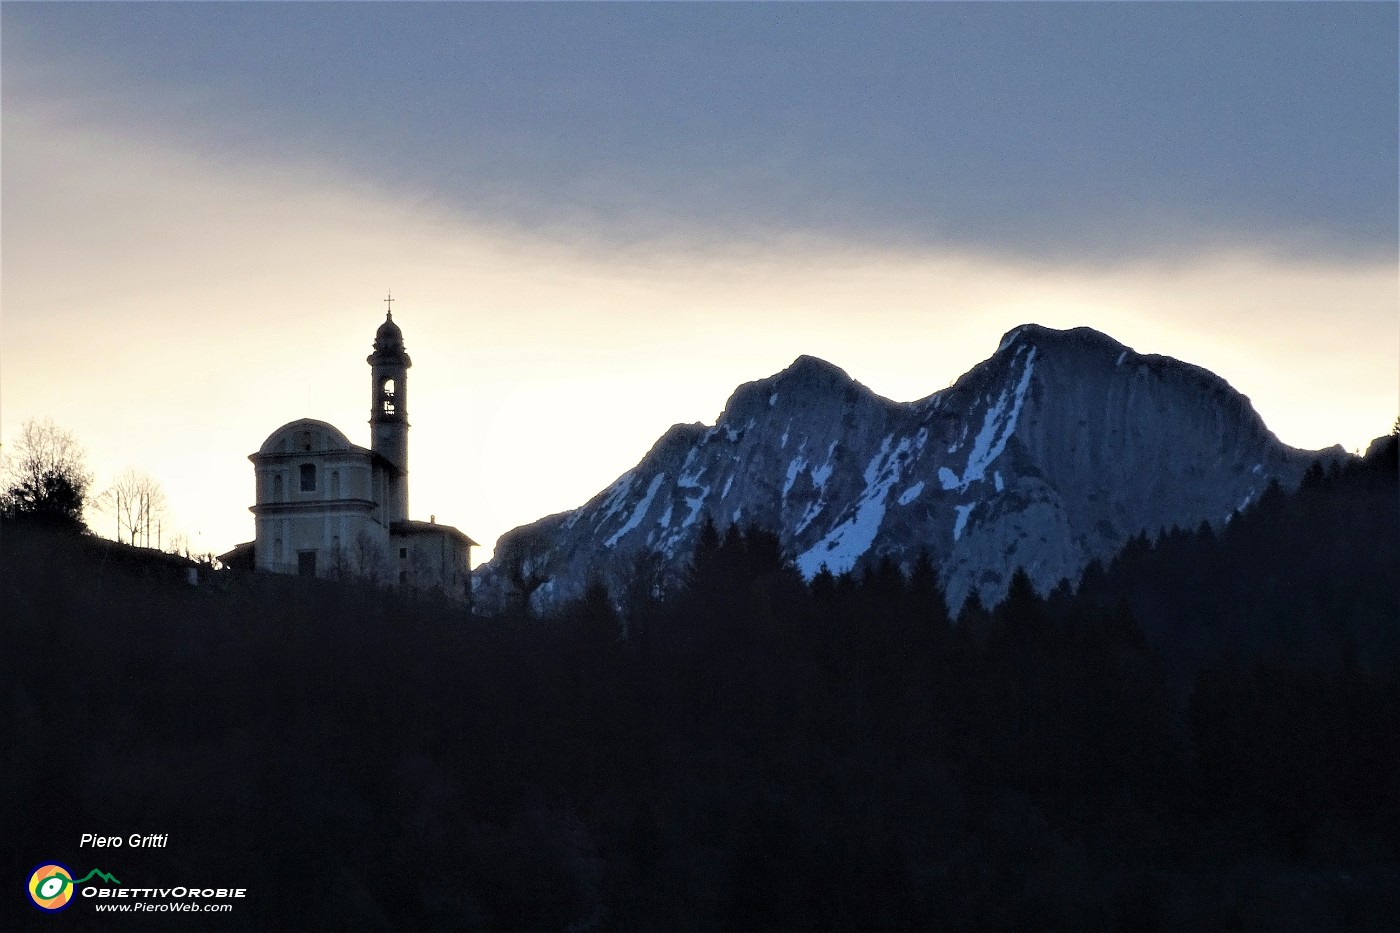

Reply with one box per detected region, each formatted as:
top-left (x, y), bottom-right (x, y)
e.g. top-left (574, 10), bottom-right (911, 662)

top-left (376, 312), bottom-right (403, 343)
top-left (257, 418), bottom-right (356, 455)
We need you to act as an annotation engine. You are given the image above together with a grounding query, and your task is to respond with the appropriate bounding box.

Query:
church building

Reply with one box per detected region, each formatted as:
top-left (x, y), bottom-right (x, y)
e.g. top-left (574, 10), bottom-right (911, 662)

top-left (242, 304), bottom-right (475, 603)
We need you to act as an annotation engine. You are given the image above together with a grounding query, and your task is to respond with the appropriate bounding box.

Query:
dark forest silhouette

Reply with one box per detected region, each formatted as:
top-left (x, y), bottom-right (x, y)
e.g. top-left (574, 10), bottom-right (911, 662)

top-left (3, 433), bottom-right (1397, 930)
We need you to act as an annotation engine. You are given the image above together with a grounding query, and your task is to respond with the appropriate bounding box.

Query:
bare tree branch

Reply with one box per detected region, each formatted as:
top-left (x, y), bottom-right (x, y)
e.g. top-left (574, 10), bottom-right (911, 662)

top-left (101, 468), bottom-right (169, 547)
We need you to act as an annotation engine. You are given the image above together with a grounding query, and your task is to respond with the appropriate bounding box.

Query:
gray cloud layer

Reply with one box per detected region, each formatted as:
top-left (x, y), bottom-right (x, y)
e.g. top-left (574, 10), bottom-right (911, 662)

top-left (6, 3), bottom-right (1396, 263)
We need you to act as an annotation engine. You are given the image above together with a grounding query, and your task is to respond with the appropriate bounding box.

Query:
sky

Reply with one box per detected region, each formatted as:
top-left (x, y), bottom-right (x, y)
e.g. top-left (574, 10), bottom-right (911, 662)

top-left (2, 2), bottom-right (1396, 564)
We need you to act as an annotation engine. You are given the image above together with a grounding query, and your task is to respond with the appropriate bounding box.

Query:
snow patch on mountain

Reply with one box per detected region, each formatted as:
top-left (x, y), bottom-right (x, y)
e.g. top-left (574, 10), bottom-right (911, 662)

top-left (605, 473), bottom-right (665, 548)
top-left (682, 490), bottom-right (709, 529)
top-left (997, 326), bottom-right (1027, 353)
top-left (796, 434), bottom-right (918, 578)
top-left (953, 503), bottom-right (976, 542)
top-left (783, 454), bottom-right (809, 497)
top-left (600, 474), bottom-right (636, 521)
top-left (955, 346), bottom-right (1036, 490)
top-left (811, 442), bottom-right (837, 489)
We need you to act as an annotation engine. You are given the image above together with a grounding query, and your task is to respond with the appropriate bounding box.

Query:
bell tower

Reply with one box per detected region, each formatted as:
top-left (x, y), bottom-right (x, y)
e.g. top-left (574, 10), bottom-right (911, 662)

top-left (368, 295), bottom-right (411, 523)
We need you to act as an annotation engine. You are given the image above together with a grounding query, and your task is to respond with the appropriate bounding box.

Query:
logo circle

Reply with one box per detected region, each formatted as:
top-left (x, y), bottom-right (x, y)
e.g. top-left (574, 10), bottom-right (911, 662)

top-left (28, 863), bottom-right (75, 912)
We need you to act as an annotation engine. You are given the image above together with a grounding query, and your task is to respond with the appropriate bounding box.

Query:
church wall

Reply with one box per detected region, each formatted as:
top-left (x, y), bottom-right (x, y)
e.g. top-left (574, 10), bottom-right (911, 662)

top-left (347, 464), bottom-right (371, 501)
top-left (391, 527), bottom-right (471, 602)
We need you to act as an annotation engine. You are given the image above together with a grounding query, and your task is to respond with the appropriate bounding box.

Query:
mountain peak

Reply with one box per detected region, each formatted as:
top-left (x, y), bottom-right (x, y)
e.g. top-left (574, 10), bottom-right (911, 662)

top-left (719, 354), bottom-right (861, 420)
top-left (997, 323), bottom-right (1129, 357)
top-left (776, 354), bottom-right (852, 385)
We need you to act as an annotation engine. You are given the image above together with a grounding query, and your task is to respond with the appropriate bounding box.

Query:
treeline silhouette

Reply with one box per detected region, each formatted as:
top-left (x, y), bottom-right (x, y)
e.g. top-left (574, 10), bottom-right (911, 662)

top-left (3, 435), bottom-right (1396, 931)
top-left (1075, 435), bottom-right (1399, 685)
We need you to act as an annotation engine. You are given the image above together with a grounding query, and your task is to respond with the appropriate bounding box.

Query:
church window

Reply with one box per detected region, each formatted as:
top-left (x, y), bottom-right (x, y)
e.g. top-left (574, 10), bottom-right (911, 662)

top-left (399, 547), bottom-right (408, 559)
top-left (399, 570), bottom-right (407, 585)
top-left (272, 475), bottom-right (283, 500)
top-left (331, 471), bottom-right (341, 496)
top-left (300, 463), bottom-right (317, 492)
top-left (383, 378), bottom-right (395, 396)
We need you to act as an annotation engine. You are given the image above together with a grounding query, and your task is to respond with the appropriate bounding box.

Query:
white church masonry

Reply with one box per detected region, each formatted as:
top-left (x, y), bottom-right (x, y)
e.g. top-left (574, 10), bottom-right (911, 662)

top-left (246, 304), bottom-right (475, 603)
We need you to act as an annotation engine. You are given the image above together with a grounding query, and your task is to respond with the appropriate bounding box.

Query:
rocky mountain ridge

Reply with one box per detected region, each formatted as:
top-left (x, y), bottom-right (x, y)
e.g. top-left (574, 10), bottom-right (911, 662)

top-left (477, 324), bottom-right (1344, 613)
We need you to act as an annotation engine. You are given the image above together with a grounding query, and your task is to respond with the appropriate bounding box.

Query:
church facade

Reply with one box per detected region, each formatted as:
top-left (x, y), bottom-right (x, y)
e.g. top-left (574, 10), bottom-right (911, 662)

top-left (245, 307), bottom-right (475, 603)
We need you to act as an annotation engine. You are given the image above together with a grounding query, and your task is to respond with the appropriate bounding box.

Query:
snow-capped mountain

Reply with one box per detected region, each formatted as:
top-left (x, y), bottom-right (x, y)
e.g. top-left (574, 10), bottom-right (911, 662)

top-left (476, 324), bottom-right (1343, 613)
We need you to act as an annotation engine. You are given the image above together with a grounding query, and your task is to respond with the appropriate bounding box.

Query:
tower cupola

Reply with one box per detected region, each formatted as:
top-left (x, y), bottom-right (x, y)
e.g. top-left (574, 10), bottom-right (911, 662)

top-left (374, 312), bottom-right (404, 348)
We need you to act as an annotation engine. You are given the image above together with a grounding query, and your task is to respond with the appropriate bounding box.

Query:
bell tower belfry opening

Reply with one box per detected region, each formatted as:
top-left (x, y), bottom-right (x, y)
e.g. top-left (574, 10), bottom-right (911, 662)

top-left (368, 293), bottom-right (412, 523)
